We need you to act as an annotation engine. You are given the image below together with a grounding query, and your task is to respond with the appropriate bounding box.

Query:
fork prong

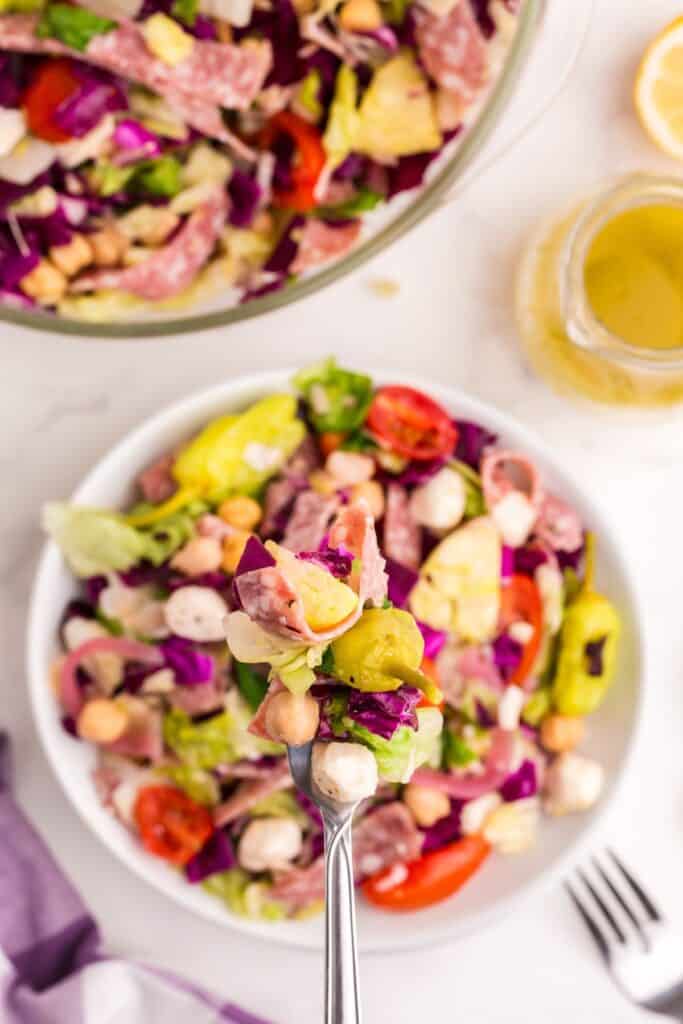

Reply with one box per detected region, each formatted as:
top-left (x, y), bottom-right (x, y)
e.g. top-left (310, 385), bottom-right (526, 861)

top-left (608, 848), bottom-right (662, 923)
top-left (565, 881), bottom-right (611, 963)
top-left (592, 857), bottom-right (645, 937)
top-left (577, 868), bottom-right (626, 944)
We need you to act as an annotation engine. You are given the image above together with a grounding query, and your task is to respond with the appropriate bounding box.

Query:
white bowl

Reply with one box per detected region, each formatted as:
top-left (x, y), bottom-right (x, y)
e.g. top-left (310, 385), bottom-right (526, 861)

top-left (27, 370), bottom-right (644, 952)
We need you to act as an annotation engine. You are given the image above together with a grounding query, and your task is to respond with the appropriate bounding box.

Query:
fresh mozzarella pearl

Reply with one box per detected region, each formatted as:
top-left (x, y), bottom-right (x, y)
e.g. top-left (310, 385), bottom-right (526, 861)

top-left (543, 753), bottom-right (604, 816)
top-left (238, 817), bottom-right (303, 872)
top-left (535, 563), bottom-right (564, 634)
top-left (461, 793), bottom-right (502, 836)
top-left (491, 491), bottom-right (537, 547)
top-left (498, 685), bottom-right (526, 730)
top-left (0, 108), bottom-right (27, 158)
top-left (312, 741), bottom-right (378, 804)
top-left (508, 620), bottom-right (534, 645)
top-left (0, 136), bottom-right (56, 185)
top-left (164, 586), bottom-right (229, 642)
top-left (409, 468), bottom-right (466, 532)
top-left (56, 114), bottom-right (116, 169)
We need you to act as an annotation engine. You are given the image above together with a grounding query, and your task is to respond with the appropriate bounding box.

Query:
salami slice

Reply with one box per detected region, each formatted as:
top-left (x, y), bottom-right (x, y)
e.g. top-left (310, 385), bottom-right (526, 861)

top-left (414, 0), bottom-right (489, 104)
top-left (0, 14), bottom-right (271, 110)
top-left (411, 727), bottom-right (516, 800)
top-left (435, 640), bottom-right (503, 708)
top-left (234, 501), bottom-right (387, 645)
top-left (533, 494), bottom-right (583, 553)
top-left (480, 448), bottom-right (544, 510)
top-left (137, 452), bottom-right (176, 504)
top-left (282, 491), bottom-right (339, 553)
top-left (291, 220), bottom-right (361, 275)
top-left (383, 484), bottom-right (422, 571)
top-left (213, 758), bottom-right (292, 827)
top-left (71, 188), bottom-right (229, 300)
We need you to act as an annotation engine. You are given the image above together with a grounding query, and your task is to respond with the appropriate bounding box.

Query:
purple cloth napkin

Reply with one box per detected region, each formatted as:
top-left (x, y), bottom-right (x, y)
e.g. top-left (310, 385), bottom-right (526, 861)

top-left (0, 732), bottom-right (271, 1024)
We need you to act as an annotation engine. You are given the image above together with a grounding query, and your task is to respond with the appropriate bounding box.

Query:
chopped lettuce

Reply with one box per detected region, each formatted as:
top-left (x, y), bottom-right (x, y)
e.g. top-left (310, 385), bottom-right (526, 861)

top-left (293, 358), bottom-right (373, 434)
top-left (344, 706), bottom-right (443, 783)
top-left (295, 69), bottom-right (323, 122)
top-left (171, 0), bottom-right (198, 25)
top-left (233, 660), bottom-right (269, 711)
top-left (128, 88), bottom-right (190, 141)
top-left (43, 503), bottom-right (148, 578)
top-left (203, 869), bottom-right (286, 921)
top-left (157, 763), bottom-right (220, 806)
top-left (249, 790), bottom-right (308, 826)
top-left (173, 395), bottom-right (306, 501)
top-left (356, 53), bottom-right (442, 159)
top-left (443, 728), bottom-right (477, 769)
top-left (522, 687), bottom-right (551, 727)
top-left (88, 162), bottom-right (136, 198)
top-left (37, 3), bottom-right (115, 50)
top-left (322, 65), bottom-right (361, 172)
top-left (135, 155), bottom-right (182, 198)
top-left (320, 188), bottom-right (384, 220)
top-left (163, 691), bottom-right (282, 769)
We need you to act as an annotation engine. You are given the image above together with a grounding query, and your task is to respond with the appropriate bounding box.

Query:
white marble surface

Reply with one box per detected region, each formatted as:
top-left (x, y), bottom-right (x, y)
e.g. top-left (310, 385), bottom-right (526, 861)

top-left (3, 1), bottom-right (683, 1021)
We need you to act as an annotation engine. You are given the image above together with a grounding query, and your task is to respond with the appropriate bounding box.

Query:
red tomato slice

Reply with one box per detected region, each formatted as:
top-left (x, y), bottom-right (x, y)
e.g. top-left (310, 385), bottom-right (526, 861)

top-left (134, 785), bottom-right (213, 866)
top-left (499, 573), bottom-right (543, 686)
top-left (23, 59), bottom-right (81, 143)
top-left (366, 386), bottom-right (458, 462)
top-left (260, 111), bottom-right (326, 213)
top-left (362, 835), bottom-right (490, 911)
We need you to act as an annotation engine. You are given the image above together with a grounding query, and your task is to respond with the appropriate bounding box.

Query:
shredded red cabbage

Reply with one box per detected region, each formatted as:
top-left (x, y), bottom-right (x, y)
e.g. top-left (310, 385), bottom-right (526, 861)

top-left (0, 54), bottom-right (21, 108)
top-left (238, 0), bottom-right (302, 85)
top-left (228, 169), bottom-right (262, 228)
top-left (346, 685), bottom-right (421, 740)
top-left (297, 544), bottom-right (353, 579)
top-left (113, 119), bottom-right (161, 162)
top-left (469, 0), bottom-right (497, 38)
top-left (454, 419), bottom-right (498, 469)
top-left (384, 557), bottom-right (418, 608)
top-left (416, 620), bottom-right (447, 661)
top-left (501, 545), bottom-right (514, 581)
top-left (85, 575), bottom-right (108, 604)
top-left (492, 634), bottom-right (523, 681)
top-left (160, 635), bottom-right (214, 685)
top-left (55, 69), bottom-right (128, 139)
top-left (420, 800), bottom-right (463, 854)
top-left (557, 541), bottom-right (585, 572)
top-left (234, 536), bottom-right (277, 577)
top-left (500, 759), bottom-right (537, 802)
top-left (186, 829), bottom-right (236, 883)
top-left (513, 545), bottom-right (547, 576)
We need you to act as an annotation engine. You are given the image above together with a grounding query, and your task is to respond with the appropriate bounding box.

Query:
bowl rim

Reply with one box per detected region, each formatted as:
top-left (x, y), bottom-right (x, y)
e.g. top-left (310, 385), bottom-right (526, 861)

top-left (26, 368), bottom-right (646, 952)
top-left (3, 0), bottom-right (543, 340)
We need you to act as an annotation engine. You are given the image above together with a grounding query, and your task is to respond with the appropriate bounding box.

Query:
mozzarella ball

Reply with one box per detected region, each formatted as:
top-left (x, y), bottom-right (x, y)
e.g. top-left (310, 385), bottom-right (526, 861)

top-left (543, 752), bottom-right (604, 816)
top-left (163, 586), bottom-right (228, 642)
top-left (312, 741), bottom-right (378, 804)
top-left (491, 491), bottom-right (538, 547)
top-left (238, 817), bottom-right (303, 872)
top-left (498, 685), bottom-right (526, 731)
top-left (264, 690), bottom-right (320, 746)
top-left (409, 467), bottom-right (466, 532)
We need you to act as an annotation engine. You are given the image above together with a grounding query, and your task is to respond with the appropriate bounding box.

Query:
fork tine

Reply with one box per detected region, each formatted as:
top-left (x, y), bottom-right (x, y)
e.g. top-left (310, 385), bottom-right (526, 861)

top-left (592, 856), bottom-right (645, 937)
top-left (565, 881), bottom-right (611, 963)
top-left (608, 848), bottom-right (661, 922)
top-left (577, 868), bottom-right (626, 944)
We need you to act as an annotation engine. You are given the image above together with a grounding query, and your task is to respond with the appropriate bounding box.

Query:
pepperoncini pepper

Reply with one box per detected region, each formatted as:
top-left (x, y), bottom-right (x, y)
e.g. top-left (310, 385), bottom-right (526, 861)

top-left (552, 534), bottom-right (621, 716)
top-left (330, 607), bottom-right (443, 705)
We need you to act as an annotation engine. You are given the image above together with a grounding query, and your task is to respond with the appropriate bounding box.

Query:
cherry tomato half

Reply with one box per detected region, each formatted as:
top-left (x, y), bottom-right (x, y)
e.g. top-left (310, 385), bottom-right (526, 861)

top-left (22, 59), bottom-right (81, 143)
top-left (366, 386), bottom-right (458, 462)
top-left (362, 835), bottom-right (490, 911)
top-left (417, 657), bottom-right (445, 709)
top-left (260, 111), bottom-right (326, 212)
top-left (319, 431), bottom-right (347, 457)
top-left (134, 785), bottom-right (213, 866)
top-left (499, 573), bottom-right (543, 686)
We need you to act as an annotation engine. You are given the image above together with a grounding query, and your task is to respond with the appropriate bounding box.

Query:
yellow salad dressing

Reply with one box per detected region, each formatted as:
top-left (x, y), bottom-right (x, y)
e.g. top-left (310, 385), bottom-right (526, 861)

top-left (516, 176), bottom-right (683, 407)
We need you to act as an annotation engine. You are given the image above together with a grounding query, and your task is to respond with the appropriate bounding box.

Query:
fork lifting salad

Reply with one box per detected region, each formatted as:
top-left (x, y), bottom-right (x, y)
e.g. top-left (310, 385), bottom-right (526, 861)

top-left (0, 0), bottom-right (517, 319)
top-left (44, 361), bottom-right (621, 918)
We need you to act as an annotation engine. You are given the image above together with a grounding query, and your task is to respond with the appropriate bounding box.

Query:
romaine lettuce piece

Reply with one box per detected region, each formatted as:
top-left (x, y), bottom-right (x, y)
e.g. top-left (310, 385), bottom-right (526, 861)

top-left (43, 503), bottom-right (147, 578)
top-left (249, 790), bottom-right (308, 826)
top-left (36, 3), bottom-right (115, 50)
top-left (157, 762), bottom-right (220, 806)
top-left (163, 691), bottom-right (282, 769)
top-left (356, 52), bottom-right (442, 159)
top-left (203, 869), bottom-right (286, 920)
top-left (344, 706), bottom-right (443, 783)
top-left (322, 65), bottom-right (361, 172)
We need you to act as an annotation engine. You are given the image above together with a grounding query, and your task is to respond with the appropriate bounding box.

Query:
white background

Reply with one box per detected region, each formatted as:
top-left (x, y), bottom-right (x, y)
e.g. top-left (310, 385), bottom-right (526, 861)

top-left (3, 1), bottom-right (683, 1021)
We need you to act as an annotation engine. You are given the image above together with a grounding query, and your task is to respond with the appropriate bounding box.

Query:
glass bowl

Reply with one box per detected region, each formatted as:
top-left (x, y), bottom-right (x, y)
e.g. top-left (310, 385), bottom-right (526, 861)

top-left (1, 0), bottom-right (587, 338)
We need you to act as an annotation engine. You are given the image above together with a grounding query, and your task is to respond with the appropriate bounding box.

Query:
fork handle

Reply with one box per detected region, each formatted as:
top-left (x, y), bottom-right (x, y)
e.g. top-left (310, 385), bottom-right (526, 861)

top-left (324, 818), bottom-right (362, 1024)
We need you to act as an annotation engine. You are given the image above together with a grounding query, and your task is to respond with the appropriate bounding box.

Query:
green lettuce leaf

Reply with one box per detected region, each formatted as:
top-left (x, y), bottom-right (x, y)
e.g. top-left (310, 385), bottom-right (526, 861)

top-left (249, 790), bottom-right (308, 826)
top-left (322, 65), bottom-right (361, 172)
top-left (344, 707), bottom-right (443, 783)
top-left (157, 763), bottom-right (220, 806)
top-left (233, 660), bottom-right (269, 712)
top-left (293, 358), bottom-right (373, 434)
top-left (37, 3), bottom-right (115, 50)
top-left (163, 691), bottom-right (282, 769)
top-left (203, 869), bottom-right (286, 921)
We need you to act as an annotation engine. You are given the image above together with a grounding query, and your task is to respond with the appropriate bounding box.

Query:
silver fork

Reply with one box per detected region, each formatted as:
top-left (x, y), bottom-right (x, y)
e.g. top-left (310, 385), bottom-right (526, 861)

top-left (566, 849), bottom-right (683, 1019)
top-left (287, 742), bottom-right (362, 1024)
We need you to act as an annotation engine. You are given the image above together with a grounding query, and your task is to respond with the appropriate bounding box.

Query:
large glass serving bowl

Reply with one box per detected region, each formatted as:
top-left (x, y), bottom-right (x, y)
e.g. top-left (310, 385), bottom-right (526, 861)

top-left (0, 0), bottom-right (589, 338)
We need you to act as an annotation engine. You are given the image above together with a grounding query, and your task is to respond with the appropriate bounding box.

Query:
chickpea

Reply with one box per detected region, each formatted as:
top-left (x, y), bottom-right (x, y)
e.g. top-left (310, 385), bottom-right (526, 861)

top-left (403, 783), bottom-right (451, 828)
top-left (264, 690), bottom-right (320, 746)
top-left (540, 714), bottom-right (585, 754)
top-left (49, 234), bottom-right (93, 278)
top-left (435, 88), bottom-right (466, 132)
top-left (309, 469), bottom-right (338, 497)
top-left (252, 210), bottom-right (273, 235)
top-left (20, 260), bottom-right (67, 305)
top-left (326, 450), bottom-right (375, 487)
top-left (170, 536), bottom-right (223, 576)
top-left (350, 480), bottom-right (384, 520)
top-left (89, 223), bottom-right (129, 267)
top-left (215, 18), bottom-right (233, 42)
top-left (221, 530), bottom-right (251, 574)
top-left (77, 698), bottom-right (128, 744)
top-left (338, 0), bottom-right (382, 31)
top-left (218, 495), bottom-right (262, 532)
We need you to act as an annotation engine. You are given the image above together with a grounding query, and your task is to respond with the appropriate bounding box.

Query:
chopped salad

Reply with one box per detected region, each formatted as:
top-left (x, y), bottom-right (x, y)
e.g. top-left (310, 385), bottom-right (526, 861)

top-left (0, 0), bottom-right (518, 319)
top-left (45, 362), bottom-right (621, 918)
